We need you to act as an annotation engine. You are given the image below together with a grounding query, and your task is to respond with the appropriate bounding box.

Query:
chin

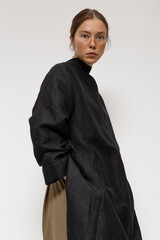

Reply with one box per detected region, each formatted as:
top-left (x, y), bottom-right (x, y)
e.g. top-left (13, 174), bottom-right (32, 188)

top-left (79, 56), bottom-right (98, 66)
top-left (88, 59), bottom-right (98, 65)
top-left (87, 56), bottom-right (100, 63)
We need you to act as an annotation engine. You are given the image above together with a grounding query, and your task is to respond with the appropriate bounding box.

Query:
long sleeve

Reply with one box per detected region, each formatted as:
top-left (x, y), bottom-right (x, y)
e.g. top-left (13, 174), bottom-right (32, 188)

top-left (28, 64), bottom-right (74, 185)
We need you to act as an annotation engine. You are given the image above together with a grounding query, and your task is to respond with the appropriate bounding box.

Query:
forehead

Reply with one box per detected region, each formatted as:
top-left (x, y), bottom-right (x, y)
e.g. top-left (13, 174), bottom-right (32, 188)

top-left (77, 18), bottom-right (106, 33)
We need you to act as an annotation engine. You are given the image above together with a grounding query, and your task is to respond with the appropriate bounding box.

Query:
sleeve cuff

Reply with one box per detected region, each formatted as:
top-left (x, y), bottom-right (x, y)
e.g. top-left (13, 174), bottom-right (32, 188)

top-left (42, 155), bottom-right (68, 185)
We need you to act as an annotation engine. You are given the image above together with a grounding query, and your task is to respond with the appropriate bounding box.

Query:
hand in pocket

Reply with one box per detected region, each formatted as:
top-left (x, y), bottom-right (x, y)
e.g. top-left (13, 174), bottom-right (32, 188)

top-left (62, 175), bottom-right (67, 183)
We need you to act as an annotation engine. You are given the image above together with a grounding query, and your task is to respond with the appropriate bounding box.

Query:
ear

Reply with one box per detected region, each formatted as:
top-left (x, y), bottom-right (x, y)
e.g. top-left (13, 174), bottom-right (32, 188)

top-left (70, 35), bottom-right (74, 45)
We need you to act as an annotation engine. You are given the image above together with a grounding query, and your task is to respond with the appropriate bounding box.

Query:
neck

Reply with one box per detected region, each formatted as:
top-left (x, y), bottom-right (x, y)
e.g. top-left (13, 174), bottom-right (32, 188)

top-left (73, 55), bottom-right (93, 67)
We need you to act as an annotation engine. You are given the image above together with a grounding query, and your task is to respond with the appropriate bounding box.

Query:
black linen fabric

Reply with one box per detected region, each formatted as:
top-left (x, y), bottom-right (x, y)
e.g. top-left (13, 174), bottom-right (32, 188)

top-left (29, 57), bottom-right (143, 240)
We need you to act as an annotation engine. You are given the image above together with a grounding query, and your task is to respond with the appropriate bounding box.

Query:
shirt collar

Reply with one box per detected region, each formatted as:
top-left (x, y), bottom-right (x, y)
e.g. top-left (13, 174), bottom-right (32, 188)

top-left (68, 57), bottom-right (92, 74)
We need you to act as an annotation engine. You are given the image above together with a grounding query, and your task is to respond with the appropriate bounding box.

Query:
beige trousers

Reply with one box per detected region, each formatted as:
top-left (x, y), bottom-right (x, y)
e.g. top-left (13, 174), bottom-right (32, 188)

top-left (42, 178), bottom-right (67, 240)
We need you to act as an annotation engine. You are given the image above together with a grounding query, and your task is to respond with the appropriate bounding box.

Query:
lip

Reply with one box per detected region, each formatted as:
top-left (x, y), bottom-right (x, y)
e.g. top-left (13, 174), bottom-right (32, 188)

top-left (86, 52), bottom-right (97, 56)
top-left (87, 52), bottom-right (97, 57)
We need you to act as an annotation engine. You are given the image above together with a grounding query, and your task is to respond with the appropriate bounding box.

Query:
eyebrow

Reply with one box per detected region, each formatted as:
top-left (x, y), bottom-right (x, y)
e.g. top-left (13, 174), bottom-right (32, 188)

top-left (79, 30), bottom-right (106, 34)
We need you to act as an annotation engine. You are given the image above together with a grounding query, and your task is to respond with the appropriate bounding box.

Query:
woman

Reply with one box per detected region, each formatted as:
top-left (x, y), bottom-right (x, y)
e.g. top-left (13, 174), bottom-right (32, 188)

top-left (29, 8), bottom-right (143, 240)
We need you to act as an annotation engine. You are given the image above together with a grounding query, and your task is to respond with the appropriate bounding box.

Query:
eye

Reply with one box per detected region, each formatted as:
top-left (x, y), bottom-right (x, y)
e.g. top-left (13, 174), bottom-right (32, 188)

top-left (97, 36), bottom-right (104, 40)
top-left (81, 34), bottom-right (89, 39)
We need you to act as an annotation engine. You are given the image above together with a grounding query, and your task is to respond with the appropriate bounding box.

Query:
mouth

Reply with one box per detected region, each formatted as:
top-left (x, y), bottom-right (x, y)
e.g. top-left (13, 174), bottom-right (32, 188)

top-left (86, 52), bottom-right (97, 56)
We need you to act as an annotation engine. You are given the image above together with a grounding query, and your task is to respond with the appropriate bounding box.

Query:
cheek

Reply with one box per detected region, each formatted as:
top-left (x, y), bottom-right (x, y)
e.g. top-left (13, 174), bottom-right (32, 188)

top-left (99, 42), bottom-right (106, 51)
top-left (75, 41), bottom-right (87, 52)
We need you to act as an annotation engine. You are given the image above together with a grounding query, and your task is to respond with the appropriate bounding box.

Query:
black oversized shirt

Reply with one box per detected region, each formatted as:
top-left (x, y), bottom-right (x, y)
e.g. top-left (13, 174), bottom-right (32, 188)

top-left (29, 57), bottom-right (142, 240)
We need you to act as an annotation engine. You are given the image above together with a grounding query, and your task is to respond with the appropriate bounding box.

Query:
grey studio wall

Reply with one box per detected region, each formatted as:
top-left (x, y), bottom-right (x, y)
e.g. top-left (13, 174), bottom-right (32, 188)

top-left (0, 0), bottom-right (159, 239)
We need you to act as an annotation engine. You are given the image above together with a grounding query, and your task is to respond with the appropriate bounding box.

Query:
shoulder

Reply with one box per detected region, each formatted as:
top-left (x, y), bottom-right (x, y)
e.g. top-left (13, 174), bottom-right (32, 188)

top-left (48, 60), bottom-right (73, 79)
top-left (39, 60), bottom-right (76, 105)
top-left (41, 60), bottom-right (73, 90)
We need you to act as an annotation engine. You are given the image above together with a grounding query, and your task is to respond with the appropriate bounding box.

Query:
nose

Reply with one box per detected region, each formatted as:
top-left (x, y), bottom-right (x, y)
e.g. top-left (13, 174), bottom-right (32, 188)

top-left (89, 36), bottom-right (96, 49)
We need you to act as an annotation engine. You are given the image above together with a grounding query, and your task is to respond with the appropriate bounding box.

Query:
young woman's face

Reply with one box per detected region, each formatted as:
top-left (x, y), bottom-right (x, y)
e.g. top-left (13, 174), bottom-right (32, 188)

top-left (70, 18), bottom-right (107, 66)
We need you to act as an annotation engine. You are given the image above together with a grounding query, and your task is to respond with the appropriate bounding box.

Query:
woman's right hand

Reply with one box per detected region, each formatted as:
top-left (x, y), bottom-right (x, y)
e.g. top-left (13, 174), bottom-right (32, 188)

top-left (63, 175), bottom-right (67, 180)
